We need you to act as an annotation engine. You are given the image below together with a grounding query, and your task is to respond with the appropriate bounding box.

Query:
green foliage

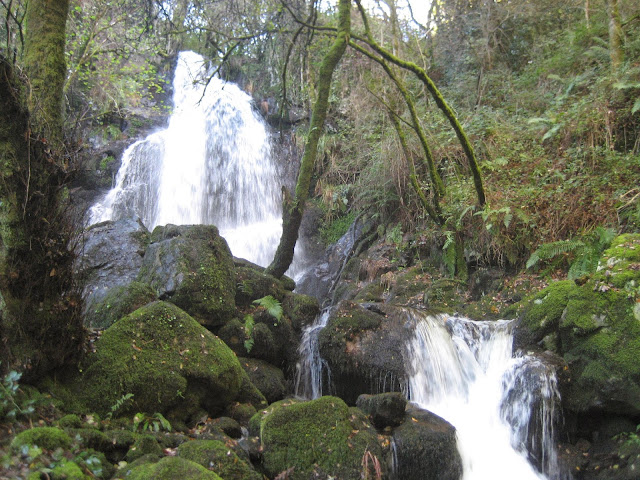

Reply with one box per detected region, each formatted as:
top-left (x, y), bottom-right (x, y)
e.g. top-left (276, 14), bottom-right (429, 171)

top-left (615, 425), bottom-right (640, 448)
top-left (243, 314), bottom-right (255, 353)
top-left (253, 295), bottom-right (283, 323)
top-left (132, 412), bottom-right (172, 433)
top-left (527, 227), bottom-right (617, 279)
top-left (106, 392), bottom-right (134, 420)
top-left (320, 211), bottom-right (356, 245)
top-left (0, 365), bottom-right (35, 422)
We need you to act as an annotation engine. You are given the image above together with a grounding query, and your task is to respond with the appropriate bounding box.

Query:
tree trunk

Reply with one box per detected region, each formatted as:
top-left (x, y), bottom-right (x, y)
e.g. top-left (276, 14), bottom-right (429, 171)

top-left (266, 0), bottom-right (351, 279)
top-left (0, 0), bottom-right (84, 380)
top-left (607, 0), bottom-right (624, 70)
top-left (23, 0), bottom-right (69, 150)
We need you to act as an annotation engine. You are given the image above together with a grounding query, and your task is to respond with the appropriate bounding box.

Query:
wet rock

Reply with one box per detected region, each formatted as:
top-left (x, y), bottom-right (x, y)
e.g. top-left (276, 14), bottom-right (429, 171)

top-left (318, 301), bottom-right (412, 404)
top-left (75, 218), bottom-right (150, 322)
top-left (391, 405), bottom-right (462, 480)
top-left (356, 392), bottom-right (407, 429)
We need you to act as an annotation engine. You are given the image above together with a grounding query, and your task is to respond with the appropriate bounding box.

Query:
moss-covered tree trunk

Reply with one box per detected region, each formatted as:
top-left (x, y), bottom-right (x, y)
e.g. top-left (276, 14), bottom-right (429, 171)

top-left (607, 0), bottom-right (624, 70)
top-left (23, 0), bottom-right (69, 150)
top-left (266, 0), bottom-right (351, 279)
top-left (0, 0), bottom-right (84, 381)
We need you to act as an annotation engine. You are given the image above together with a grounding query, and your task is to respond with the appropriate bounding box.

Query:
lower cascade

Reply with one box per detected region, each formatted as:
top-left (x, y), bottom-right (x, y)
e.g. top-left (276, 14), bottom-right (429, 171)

top-left (405, 310), bottom-right (564, 480)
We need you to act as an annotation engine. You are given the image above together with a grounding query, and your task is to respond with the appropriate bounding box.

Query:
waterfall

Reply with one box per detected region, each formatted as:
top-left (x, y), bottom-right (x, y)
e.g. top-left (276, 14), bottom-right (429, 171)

top-left (295, 310), bottom-right (332, 398)
top-left (89, 51), bottom-right (286, 268)
top-left (405, 311), bottom-right (564, 480)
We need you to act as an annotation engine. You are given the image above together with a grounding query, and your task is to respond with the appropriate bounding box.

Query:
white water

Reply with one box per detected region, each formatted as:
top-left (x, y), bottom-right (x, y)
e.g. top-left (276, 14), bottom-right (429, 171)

top-left (295, 310), bottom-right (332, 398)
top-left (405, 311), bottom-right (562, 480)
top-left (89, 51), bottom-right (285, 268)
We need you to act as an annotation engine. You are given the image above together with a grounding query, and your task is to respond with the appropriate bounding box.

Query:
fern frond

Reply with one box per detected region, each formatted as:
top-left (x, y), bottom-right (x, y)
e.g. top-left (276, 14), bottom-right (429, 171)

top-left (253, 295), bottom-right (283, 322)
top-left (526, 239), bottom-right (586, 269)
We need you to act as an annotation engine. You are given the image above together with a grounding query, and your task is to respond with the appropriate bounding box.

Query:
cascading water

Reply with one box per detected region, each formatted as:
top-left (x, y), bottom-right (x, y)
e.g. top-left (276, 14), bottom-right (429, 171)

top-left (89, 51), bottom-right (285, 268)
top-left (405, 310), bottom-right (564, 480)
top-left (295, 310), bottom-right (332, 399)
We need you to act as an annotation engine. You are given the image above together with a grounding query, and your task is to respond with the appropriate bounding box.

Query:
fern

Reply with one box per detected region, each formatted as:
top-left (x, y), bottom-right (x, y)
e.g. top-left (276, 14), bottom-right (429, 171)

top-left (253, 295), bottom-right (283, 323)
top-left (106, 393), bottom-right (134, 419)
top-left (442, 231), bottom-right (456, 277)
top-left (526, 227), bottom-right (616, 279)
top-left (243, 314), bottom-right (255, 353)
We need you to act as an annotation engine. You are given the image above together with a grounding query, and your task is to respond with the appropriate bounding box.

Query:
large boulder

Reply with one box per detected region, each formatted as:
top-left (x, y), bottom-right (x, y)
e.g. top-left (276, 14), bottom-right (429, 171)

top-left (515, 234), bottom-right (640, 416)
top-left (126, 457), bottom-right (222, 480)
top-left (391, 405), bottom-right (462, 480)
top-left (238, 357), bottom-right (287, 403)
top-left (317, 301), bottom-right (413, 404)
top-left (75, 218), bottom-right (150, 321)
top-left (257, 396), bottom-right (384, 480)
top-left (137, 224), bottom-right (236, 327)
top-left (76, 301), bottom-right (257, 424)
top-left (177, 439), bottom-right (262, 480)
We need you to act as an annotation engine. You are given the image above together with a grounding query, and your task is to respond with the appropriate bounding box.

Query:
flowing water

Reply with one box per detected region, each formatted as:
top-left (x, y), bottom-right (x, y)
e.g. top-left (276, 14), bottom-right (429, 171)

top-left (89, 51), bottom-right (284, 268)
top-left (405, 310), bottom-right (563, 480)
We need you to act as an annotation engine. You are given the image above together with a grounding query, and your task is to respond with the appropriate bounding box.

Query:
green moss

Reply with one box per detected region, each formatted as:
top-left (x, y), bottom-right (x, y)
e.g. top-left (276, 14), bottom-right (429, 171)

top-left (58, 414), bottom-right (83, 429)
top-left (11, 427), bottom-right (72, 451)
top-left (87, 282), bottom-right (156, 329)
top-left (238, 357), bottom-right (287, 404)
top-left (51, 460), bottom-right (86, 480)
top-left (76, 301), bottom-right (245, 422)
top-left (519, 280), bottom-right (576, 343)
top-left (259, 396), bottom-right (382, 480)
top-left (283, 292), bottom-right (320, 332)
top-left (126, 456), bottom-right (222, 480)
top-left (138, 225), bottom-right (236, 327)
top-left (235, 265), bottom-right (286, 306)
top-left (126, 435), bottom-right (163, 462)
top-left (177, 439), bottom-right (262, 480)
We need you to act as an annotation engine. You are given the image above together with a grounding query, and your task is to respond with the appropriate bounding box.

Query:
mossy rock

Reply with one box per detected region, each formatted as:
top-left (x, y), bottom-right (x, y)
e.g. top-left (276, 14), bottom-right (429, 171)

top-left (235, 264), bottom-right (286, 305)
top-left (217, 318), bottom-right (247, 356)
top-left (226, 402), bottom-right (257, 425)
top-left (283, 292), bottom-right (320, 332)
top-left (514, 280), bottom-right (575, 351)
top-left (239, 357), bottom-right (287, 403)
top-left (11, 426), bottom-right (72, 451)
top-left (51, 460), bottom-right (86, 480)
top-left (66, 427), bottom-right (111, 452)
top-left (76, 301), bottom-right (248, 423)
top-left (137, 224), bottom-right (236, 327)
top-left (515, 235), bottom-right (640, 415)
top-left (57, 413), bottom-right (83, 429)
top-left (125, 434), bottom-right (163, 462)
top-left (126, 456), bottom-right (222, 480)
top-left (85, 281), bottom-right (156, 329)
top-left (259, 395), bottom-right (383, 480)
top-left (318, 302), bottom-right (410, 404)
top-left (392, 405), bottom-right (462, 480)
top-left (177, 439), bottom-right (262, 480)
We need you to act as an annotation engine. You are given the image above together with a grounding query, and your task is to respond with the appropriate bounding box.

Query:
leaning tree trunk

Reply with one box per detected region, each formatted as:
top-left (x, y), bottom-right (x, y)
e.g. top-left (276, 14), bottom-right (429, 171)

top-left (266, 0), bottom-right (351, 278)
top-left (0, 0), bottom-right (84, 380)
top-left (607, 0), bottom-right (624, 70)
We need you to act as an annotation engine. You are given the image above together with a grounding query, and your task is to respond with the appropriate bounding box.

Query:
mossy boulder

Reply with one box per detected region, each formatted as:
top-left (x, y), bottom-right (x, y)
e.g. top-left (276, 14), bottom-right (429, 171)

top-left (137, 225), bottom-right (236, 327)
top-left (318, 301), bottom-right (411, 404)
top-left (235, 264), bottom-right (286, 305)
top-left (76, 301), bottom-right (249, 423)
top-left (177, 439), bottom-right (262, 480)
top-left (516, 234), bottom-right (640, 415)
top-left (126, 456), bottom-right (222, 480)
top-left (11, 426), bottom-right (72, 451)
top-left (356, 392), bottom-right (407, 429)
top-left (125, 434), bottom-right (163, 462)
top-left (50, 460), bottom-right (86, 480)
top-left (258, 395), bottom-right (383, 480)
top-left (85, 281), bottom-right (156, 329)
top-left (283, 291), bottom-right (320, 333)
top-left (392, 405), bottom-right (462, 480)
top-left (239, 357), bottom-right (287, 403)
